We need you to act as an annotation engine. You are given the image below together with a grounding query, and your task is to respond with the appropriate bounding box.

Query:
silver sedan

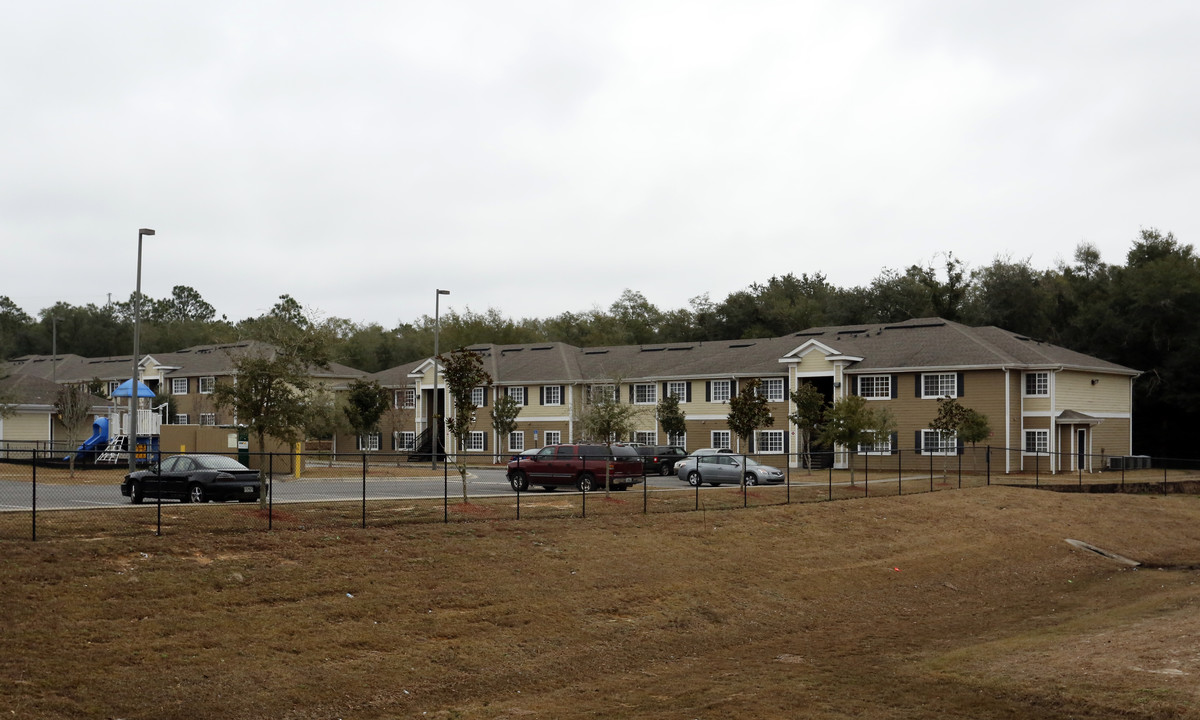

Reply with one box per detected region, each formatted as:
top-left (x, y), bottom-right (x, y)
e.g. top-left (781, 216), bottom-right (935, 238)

top-left (675, 455), bottom-right (786, 486)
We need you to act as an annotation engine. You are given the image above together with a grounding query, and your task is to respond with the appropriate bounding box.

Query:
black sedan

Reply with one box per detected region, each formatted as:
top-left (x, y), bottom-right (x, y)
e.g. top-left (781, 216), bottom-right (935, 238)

top-left (121, 454), bottom-right (261, 504)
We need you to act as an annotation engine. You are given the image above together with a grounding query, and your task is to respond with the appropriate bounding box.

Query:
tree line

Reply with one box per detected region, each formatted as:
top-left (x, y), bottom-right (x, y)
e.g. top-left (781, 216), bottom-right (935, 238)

top-left (3, 228), bottom-right (1198, 457)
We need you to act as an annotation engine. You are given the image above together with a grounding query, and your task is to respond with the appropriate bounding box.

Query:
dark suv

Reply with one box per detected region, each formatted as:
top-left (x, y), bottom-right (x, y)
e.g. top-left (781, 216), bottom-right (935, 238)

top-left (507, 443), bottom-right (644, 492)
top-left (636, 445), bottom-right (687, 476)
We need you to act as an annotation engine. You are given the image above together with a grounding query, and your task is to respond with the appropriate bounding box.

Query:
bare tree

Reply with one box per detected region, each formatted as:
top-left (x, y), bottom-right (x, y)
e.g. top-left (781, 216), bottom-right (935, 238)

top-left (439, 348), bottom-right (491, 502)
top-left (55, 384), bottom-right (92, 478)
top-left (578, 379), bottom-right (644, 498)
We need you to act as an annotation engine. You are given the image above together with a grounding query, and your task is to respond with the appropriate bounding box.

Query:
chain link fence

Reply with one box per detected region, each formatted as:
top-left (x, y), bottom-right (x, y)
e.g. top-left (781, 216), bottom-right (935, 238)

top-left (3, 444), bottom-right (1199, 541)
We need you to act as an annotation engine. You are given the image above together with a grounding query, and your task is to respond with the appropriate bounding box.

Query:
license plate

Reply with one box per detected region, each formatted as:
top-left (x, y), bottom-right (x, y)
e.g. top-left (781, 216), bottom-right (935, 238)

top-left (243, 487), bottom-right (252, 493)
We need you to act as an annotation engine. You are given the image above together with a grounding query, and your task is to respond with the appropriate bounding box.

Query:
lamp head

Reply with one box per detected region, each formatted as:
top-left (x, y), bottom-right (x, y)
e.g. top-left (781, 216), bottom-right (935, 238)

top-left (139, 228), bottom-right (156, 236)
top-left (437, 289), bottom-right (450, 295)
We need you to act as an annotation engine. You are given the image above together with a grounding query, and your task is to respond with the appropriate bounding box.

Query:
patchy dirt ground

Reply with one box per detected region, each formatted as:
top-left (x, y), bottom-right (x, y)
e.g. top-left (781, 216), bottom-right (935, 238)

top-left (2, 485), bottom-right (1199, 719)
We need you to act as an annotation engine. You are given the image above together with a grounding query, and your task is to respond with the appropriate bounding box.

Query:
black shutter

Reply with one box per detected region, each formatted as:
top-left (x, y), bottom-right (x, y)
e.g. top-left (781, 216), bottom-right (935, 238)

top-left (629, 386), bottom-right (634, 403)
top-left (957, 372), bottom-right (965, 397)
top-left (890, 431), bottom-right (899, 455)
top-left (523, 387), bottom-right (529, 406)
top-left (662, 382), bottom-right (668, 399)
top-left (706, 382), bottom-right (711, 402)
top-left (914, 431), bottom-right (923, 454)
top-left (482, 387), bottom-right (489, 407)
top-left (916, 375), bottom-right (923, 398)
top-left (482, 433), bottom-right (489, 451)
top-left (731, 380), bottom-right (738, 397)
top-left (850, 376), bottom-right (859, 395)
top-left (539, 387), bottom-right (544, 405)
top-left (957, 436), bottom-right (964, 455)
top-left (891, 375), bottom-right (898, 399)
top-left (686, 382), bottom-right (693, 402)
top-left (748, 433), bottom-right (755, 453)
top-left (784, 433), bottom-right (790, 453)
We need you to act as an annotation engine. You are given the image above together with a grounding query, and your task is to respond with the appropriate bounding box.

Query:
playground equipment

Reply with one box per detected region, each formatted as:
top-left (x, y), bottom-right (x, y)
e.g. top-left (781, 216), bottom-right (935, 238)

top-left (94, 379), bottom-right (161, 465)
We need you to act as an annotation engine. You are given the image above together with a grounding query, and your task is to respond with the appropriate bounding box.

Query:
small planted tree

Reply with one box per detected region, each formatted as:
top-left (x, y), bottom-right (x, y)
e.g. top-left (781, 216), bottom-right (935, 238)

top-left (55, 384), bottom-right (92, 478)
top-left (931, 398), bottom-right (989, 473)
top-left (343, 379), bottom-right (391, 452)
top-left (726, 378), bottom-right (775, 488)
top-left (787, 382), bottom-right (825, 473)
top-left (439, 348), bottom-right (491, 502)
top-left (656, 393), bottom-right (687, 446)
top-left (818, 395), bottom-right (895, 485)
top-left (578, 380), bottom-right (644, 497)
top-left (489, 392), bottom-right (521, 464)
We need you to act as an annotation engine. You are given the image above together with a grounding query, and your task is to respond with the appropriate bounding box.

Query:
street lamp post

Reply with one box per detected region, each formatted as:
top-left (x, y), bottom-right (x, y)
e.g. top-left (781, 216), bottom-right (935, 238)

top-left (129, 228), bottom-right (155, 473)
top-left (432, 289), bottom-right (449, 470)
top-left (51, 317), bottom-right (59, 384)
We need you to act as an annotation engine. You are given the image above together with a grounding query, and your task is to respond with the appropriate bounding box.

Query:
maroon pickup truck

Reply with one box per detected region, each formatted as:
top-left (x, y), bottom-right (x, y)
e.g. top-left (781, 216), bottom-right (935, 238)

top-left (506, 443), bottom-right (644, 492)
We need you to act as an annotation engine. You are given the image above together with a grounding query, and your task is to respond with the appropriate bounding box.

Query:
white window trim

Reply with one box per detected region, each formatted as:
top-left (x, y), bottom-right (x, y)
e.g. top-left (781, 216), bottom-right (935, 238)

top-left (507, 387), bottom-right (526, 405)
top-left (757, 429), bottom-right (785, 453)
top-left (543, 385), bottom-right (562, 406)
top-left (171, 378), bottom-right (188, 395)
top-left (858, 430), bottom-right (892, 455)
top-left (174, 413), bottom-right (189, 425)
top-left (396, 431), bottom-right (415, 451)
top-left (508, 431), bottom-right (525, 452)
top-left (1023, 429), bottom-right (1050, 454)
top-left (358, 433), bottom-right (381, 451)
top-left (396, 389), bottom-right (415, 409)
top-left (634, 430), bottom-right (658, 445)
top-left (590, 384), bottom-right (616, 403)
top-left (921, 373), bottom-right (958, 399)
top-left (1023, 372), bottom-right (1050, 397)
top-left (633, 383), bottom-right (657, 405)
top-left (921, 429), bottom-right (957, 456)
top-left (467, 431), bottom-right (486, 451)
top-left (199, 413), bottom-right (216, 427)
top-left (198, 376), bottom-right (215, 394)
top-left (471, 387), bottom-right (485, 407)
top-left (544, 430), bottom-right (561, 446)
top-left (667, 381), bottom-right (688, 402)
top-left (667, 431), bottom-right (687, 447)
top-left (710, 380), bottom-right (731, 403)
top-left (858, 375), bottom-right (891, 400)
top-left (711, 430), bottom-right (731, 450)
top-left (757, 379), bottom-right (785, 402)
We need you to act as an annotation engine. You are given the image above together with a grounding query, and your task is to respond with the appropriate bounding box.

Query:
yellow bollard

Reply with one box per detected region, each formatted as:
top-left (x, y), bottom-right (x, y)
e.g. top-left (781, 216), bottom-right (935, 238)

top-left (181, 444), bottom-right (186, 453)
top-left (294, 442), bottom-right (302, 479)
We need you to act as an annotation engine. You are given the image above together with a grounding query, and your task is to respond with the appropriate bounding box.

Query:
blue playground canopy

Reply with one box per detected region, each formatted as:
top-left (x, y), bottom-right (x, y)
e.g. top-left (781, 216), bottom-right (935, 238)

top-left (110, 379), bottom-right (156, 398)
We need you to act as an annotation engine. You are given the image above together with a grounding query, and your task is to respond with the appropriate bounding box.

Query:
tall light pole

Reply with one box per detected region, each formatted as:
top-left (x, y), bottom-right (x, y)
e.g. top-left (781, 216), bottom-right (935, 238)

top-left (129, 228), bottom-right (155, 473)
top-left (432, 288), bottom-right (449, 470)
top-left (51, 316), bottom-right (60, 384)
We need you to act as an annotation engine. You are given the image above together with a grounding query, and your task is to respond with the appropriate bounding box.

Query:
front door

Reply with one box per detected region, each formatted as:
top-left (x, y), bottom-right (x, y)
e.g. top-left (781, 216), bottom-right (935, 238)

top-left (1078, 429), bottom-right (1087, 471)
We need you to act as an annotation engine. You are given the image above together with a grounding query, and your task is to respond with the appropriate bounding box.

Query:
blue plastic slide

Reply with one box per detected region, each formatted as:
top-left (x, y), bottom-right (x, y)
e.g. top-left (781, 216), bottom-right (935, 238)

top-left (66, 417), bottom-right (109, 461)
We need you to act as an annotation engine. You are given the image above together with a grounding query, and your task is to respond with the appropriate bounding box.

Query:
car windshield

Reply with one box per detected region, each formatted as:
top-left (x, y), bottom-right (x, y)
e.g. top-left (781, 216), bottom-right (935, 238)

top-left (195, 455), bottom-right (251, 471)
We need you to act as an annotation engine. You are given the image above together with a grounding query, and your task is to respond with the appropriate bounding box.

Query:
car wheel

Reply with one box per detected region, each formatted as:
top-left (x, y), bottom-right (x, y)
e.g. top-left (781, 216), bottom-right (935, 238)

top-left (188, 484), bottom-right (206, 503)
top-left (509, 471), bottom-right (529, 492)
top-left (129, 482), bottom-right (144, 504)
top-left (576, 473), bottom-right (595, 492)
top-left (744, 472), bottom-right (757, 486)
top-left (687, 471), bottom-right (701, 487)
top-left (659, 463), bottom-right (671, 476)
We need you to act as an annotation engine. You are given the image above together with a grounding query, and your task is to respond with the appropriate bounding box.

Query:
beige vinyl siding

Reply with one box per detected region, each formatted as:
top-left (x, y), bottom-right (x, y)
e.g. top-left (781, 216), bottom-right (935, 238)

top-left (2, 412), bottom-right (51, 442)
top-left (1090, 419), bottom-right (1132, 459)
top-left (793, 352), bottom-right (836, 375)
top-left (1055, 373), bottom-right (1133, 414)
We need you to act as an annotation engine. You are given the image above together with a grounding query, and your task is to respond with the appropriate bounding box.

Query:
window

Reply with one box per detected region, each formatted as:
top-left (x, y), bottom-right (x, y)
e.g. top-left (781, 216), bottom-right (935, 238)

top-left (172, 378), bottom-right (188, 395)
top-left (542, 385), bottom-right (562, 406)
top-left (922, 373), bottom-right (957, 399)
top-left (667, 381), bottom-right (688, 401)
top-left (396, 431), bottom-right (415, 451)
top-left (174, 414), bottom-right (189, 425)
top-left (1024, 429), bottom-right (1049, 454)
top-left (634, 431), bottom-right (657, 445)
top-left (711, 430), bottom-right (731, 449)
top-left (921, 430), bottom-right (956, 455)
top-left (858, 431), bottom-right (892, 454)
top-left (508, 431), bottom-right (525, 452)
top-left (107, 380), bottom-right (121, 396)
top-left (668, 431), bottom-right (686, 447)
top-left (466, 431), bottom-right (486, 451)
top-left (757, 430), bottom-right (785, 453)
top-left (1024, 372), bottom-right (1049, 397)
top-left (471, 387), bottom-right (485, 407)
top-left (633, 383), bottom-right (657, 405)
top-left (757, 379), bottom-right (785, 402)
top-left (859, 375), bottom-right (891, 399)
top-left (590, 384), bottom-right (616, 403)
top-left (199, 413), bottom-right (216, 426)
top-left (507, 387), bottom-right (526, 405)
top-left (198, 376), bottom-right (215, 394)
top-left (396, 388), bottom-right (415, 409)
top-left (357, 433), bottom-right (381, 451)
top-left (710, 380), bottom-right (731, 403)
top-left (544, 430), bottom-right (561, 446)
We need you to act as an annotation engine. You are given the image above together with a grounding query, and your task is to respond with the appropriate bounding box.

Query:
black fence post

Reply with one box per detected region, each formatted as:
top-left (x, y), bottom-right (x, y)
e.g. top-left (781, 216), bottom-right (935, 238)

top-left (1035, 452), bottom-right (1040, 488)
top-left (986, 445), bottom-right (991, 486)
top-left (361, 453), bottom-right (367, 530)
top-left (957, 453), bottom-right (962, 489)
top-left (442, 458), bottom-right (448, 524)
top-left (155, 458), bottom-right (163, 537)
top-left (785, 450), bottom-right (790, 505)
top-left (828, 456), bottom-right (833, 501)
top-left (863, 452), bottom-right (869, 498)
top-left (929, 452), bottom-right (934, 493)
top-left (30, 449), bottom-right (37, 542)
top-left (898, 449), bottom-right (903, 496)
top-left (742, 453), bottom-right (748, 509)
top-left (581, 456), bottom-right (587, 519)
top-left (268, 453), bottom-right (274, 531)
top-left (642, 464), bottom-right (647, 514)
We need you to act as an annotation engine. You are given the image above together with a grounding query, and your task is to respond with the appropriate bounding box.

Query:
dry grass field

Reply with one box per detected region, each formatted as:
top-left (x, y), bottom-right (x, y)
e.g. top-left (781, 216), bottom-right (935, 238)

top-left (3, 485), bottom-right (1199, 719)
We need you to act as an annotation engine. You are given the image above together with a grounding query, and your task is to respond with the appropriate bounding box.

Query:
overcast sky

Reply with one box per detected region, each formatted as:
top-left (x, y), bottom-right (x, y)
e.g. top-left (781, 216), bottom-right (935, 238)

top-left (3, 1), bottom-right (1198, 327)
